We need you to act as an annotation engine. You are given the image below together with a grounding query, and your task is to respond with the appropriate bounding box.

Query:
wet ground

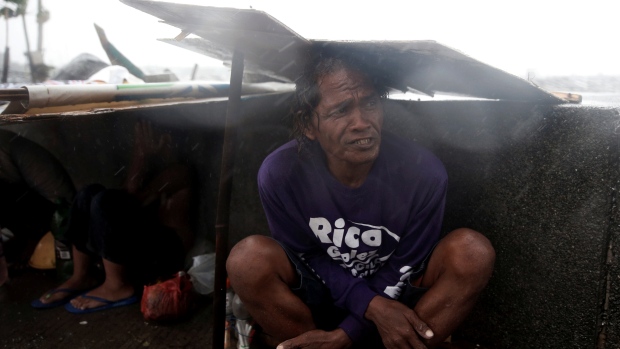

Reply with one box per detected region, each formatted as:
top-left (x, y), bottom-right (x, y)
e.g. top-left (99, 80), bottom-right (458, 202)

top-left (0, 268), bottom-right (214, 349)
top-left (0, 269), bottom-right (489, 349)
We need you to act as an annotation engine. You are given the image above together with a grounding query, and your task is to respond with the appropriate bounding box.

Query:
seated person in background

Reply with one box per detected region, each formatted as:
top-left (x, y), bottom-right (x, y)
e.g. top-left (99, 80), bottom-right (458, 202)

top-left (226, 52), bottom-right (495, 348)
top-left (0, 128), bottom-right (76, 286)
top-left (33, 120), bottom-right (195, 312)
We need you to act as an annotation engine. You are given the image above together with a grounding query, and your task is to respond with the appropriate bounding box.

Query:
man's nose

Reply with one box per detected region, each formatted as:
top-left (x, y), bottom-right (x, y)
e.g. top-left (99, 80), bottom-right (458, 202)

top-left (348, 107), bottom-right (372, 129)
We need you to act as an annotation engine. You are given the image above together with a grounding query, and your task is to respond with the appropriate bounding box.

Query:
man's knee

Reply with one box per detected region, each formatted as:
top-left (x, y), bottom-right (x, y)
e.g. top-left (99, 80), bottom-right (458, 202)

top-left (442, 228), bottom-right (495, 281)
top-left (227, 235), bottom-right (295, 287)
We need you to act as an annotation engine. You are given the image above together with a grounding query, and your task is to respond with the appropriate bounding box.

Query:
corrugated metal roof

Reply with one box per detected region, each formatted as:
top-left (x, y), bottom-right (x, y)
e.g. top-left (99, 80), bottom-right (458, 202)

top-left (121, 0), bottom-right (564, 103)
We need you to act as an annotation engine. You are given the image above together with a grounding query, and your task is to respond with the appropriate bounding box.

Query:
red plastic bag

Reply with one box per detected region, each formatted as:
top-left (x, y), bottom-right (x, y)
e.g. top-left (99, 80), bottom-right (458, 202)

top-left (141, 271), bottom-right (193, 321)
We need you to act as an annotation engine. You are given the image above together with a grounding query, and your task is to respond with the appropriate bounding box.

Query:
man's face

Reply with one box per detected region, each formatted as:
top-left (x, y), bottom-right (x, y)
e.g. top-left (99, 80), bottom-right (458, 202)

top-left (305, 67), bottom-right (383, 173)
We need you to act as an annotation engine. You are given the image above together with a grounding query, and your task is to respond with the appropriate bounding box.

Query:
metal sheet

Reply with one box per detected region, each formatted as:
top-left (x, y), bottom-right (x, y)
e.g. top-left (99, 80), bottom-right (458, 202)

top-left (121, 0), bottom-right (564, 103)
top-left (121, 0), bottom-right (308, 83)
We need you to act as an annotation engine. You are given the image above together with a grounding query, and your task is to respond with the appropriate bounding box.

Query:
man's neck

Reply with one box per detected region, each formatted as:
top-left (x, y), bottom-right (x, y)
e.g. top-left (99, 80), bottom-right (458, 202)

top-left (326, 160), bottom-right (374, 189)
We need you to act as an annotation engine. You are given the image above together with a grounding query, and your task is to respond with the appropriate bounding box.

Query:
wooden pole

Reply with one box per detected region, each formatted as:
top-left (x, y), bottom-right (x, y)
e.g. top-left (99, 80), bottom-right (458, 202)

top-left (2, 8), bottom-right (9, 84)
top-left (2, 47), bottom-right (9, 84)
top-left (191, 63), bottom-right (198, 81)
top-left (213, 49), bottom-right (244, 349)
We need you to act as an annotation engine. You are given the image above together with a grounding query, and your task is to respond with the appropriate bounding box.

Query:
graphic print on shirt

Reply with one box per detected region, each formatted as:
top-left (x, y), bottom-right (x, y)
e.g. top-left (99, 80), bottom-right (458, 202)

top-left (308, 217), bottom-right (399, 278)
top-left (384, 265), bottom-right (419, 299)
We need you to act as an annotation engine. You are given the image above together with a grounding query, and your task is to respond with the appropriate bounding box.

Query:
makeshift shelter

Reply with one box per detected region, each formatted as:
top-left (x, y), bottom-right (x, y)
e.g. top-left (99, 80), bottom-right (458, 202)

top-left (0, 1), bottom-right (618, 348)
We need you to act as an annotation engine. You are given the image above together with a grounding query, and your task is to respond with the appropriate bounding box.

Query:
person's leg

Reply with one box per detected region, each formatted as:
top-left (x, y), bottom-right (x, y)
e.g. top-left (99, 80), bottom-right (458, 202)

top-left (413, 228), bottom-right (495, 347)
top-left (68, 258), bottom-right (134, 310)
top-left (64, 184), bottom-right (106, 247)
top-left (37, 246), bottom-right (98, 304)
top-left (68, 189), bottom-right (139, 310)
top-left (227, 235), bottom-right (317, 347)
top-left (37, 185), bottom-right (105, 305)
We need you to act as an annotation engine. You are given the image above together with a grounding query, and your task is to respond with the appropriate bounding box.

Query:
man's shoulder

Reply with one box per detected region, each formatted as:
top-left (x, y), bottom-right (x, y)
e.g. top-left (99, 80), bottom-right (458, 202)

top-left (258, 140), bottom-right (300, 185)
top-left (263, 139), bottom-right (299, 162)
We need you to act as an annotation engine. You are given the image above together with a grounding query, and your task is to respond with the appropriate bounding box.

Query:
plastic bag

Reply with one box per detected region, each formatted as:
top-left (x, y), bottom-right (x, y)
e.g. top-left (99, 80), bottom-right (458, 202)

top-left (141, 271), bottom-right (193, 321)
top-left (187, 253), bottom-right (216, 295)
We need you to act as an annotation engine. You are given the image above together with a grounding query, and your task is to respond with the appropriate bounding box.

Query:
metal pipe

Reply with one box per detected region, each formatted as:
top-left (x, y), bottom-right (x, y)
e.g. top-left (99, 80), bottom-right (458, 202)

top-left (213, 49), bottom-right (244, 349)
top-left (0, 88), bottom-right (28, 101)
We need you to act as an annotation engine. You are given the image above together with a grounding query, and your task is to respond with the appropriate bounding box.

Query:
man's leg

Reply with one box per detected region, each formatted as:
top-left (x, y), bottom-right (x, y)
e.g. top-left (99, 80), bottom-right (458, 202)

top-left (227, 235), bottom-right (316, 347)
top-left (413, 228), bottom-right (495, 346)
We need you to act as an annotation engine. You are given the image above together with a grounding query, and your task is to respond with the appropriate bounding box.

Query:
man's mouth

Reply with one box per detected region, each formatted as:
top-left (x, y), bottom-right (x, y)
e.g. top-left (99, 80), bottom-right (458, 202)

top-left (354, 138), bottom-right (371, 145)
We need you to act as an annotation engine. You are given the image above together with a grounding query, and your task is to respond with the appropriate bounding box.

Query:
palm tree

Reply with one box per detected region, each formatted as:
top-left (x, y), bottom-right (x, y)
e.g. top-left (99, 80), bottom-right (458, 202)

top-left (1, 0), bottom-right (31, 83)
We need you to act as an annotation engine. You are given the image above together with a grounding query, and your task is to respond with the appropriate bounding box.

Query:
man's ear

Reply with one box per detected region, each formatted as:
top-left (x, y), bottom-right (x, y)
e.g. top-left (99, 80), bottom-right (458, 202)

top-left (304, 125), bottom-right (316, 140)
top-left (303, 113), bottom-right (317, 140)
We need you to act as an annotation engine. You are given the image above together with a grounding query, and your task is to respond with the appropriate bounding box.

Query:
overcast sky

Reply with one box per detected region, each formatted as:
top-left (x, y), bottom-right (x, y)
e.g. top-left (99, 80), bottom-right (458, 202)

top-left (3, 0), bottom-right (619, 79)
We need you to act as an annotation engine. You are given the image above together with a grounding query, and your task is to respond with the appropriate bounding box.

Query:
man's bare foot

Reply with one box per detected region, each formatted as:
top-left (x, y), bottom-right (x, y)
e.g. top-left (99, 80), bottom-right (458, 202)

top-left (276, 329), bottom-right (352, 349)
top-left (68, 282), bottom-right (135, 311)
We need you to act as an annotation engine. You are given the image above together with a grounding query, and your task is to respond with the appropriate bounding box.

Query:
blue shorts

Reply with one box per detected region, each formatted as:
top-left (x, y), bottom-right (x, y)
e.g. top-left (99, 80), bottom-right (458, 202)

top-left (275, 239), bottom-right (434, 330)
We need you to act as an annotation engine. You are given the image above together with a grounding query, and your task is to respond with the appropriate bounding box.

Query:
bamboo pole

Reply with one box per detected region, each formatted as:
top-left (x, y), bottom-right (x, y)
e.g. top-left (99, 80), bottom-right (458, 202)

top-left (213, 49), bottom-right (244, 349)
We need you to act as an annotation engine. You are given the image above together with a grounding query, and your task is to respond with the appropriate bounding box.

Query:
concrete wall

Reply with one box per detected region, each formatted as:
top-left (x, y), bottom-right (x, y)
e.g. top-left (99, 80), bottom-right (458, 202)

top-left (383, 100), bottom-right (619, 349)
top-left (5, 96), bottom-right (620, 348)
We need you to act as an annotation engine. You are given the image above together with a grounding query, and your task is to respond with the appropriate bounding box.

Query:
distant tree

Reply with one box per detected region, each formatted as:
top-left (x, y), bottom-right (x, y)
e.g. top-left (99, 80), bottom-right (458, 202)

top-left (1, 0), bottom-right (29, 82)
top-left (1, 0), bottom-right (27, 14)
top-left (1, 0), bottom-right (28, 21)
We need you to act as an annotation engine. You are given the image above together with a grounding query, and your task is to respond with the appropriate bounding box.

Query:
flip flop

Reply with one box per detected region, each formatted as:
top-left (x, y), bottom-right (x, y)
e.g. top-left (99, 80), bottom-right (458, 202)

top-left (64, 294), bottom-right (139, 314)
top-left (31, 288), bottom-right (83, 309)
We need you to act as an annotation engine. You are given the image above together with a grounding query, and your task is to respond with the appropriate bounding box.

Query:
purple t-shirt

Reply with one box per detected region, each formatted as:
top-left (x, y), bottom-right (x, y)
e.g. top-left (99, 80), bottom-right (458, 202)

top-left (257, 131), bottom-right (447, 342)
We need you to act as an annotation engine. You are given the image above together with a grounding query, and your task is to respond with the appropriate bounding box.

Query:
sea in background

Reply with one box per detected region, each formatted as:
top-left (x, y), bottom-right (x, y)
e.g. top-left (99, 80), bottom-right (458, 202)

top-left (391, 91), bottom-right (620, 107)
top-left (535, 75), bottom-right (620, 107)
top-left (576, 92), bottom-right (620, 107)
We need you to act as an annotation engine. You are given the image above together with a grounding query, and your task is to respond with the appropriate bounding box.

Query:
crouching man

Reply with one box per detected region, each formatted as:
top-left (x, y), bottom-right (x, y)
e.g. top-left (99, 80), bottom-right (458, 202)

top-left (227, 52), bottom-right (495, 349)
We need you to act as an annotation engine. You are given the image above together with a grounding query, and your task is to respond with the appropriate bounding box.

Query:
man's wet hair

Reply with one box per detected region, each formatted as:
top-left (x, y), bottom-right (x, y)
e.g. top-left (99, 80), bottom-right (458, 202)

top-left (291, 49), bottom-right (390, 151)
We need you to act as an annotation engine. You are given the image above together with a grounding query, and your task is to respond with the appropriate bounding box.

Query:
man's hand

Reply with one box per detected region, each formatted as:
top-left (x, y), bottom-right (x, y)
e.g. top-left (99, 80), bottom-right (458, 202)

top-left (276, 329), bottom-right (352, 349)
top-left (365, 296), bottom-right (434, 349)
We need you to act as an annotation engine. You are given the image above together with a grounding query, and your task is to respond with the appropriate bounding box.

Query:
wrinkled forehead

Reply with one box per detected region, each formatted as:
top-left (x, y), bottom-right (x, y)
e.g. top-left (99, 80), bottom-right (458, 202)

top-left (317, 66), bottom-right (376, 101)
